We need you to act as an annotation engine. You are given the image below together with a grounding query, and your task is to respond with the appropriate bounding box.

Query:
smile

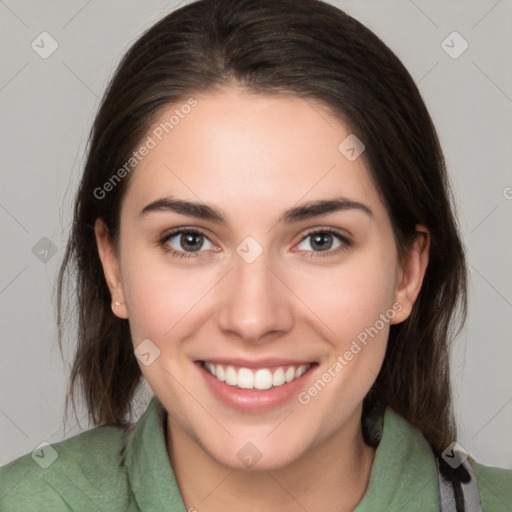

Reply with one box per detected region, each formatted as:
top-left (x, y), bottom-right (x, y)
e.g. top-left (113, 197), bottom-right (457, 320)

top-left (201, 361), bottom-right (312, 390)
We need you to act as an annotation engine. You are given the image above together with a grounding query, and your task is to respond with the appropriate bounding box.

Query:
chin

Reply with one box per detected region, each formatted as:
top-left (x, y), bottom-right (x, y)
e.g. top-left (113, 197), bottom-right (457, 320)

top-left (199, 432), bottom-right (313, 472)
top-left (213, 446), bottom-right (303, 472)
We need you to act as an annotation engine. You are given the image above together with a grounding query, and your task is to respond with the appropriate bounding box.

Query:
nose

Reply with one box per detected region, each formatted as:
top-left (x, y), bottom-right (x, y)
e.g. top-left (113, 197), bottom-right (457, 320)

top-left (216, 250), bottom-right (294, 344)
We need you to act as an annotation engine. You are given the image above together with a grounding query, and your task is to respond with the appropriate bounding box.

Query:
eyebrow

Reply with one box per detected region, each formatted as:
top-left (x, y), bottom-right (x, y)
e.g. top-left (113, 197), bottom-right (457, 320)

top-left (139, 196), bottom-right (373, 224)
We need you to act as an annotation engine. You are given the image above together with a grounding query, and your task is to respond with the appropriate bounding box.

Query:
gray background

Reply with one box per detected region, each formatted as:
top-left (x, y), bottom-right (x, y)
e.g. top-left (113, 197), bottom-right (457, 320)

top-left (1, 0), bottom-right (511, 469)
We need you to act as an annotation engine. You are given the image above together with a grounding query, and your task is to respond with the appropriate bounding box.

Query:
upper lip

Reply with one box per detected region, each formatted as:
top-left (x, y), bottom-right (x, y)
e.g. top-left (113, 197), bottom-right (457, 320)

top-left (197, 358), bottom-right (316, 369)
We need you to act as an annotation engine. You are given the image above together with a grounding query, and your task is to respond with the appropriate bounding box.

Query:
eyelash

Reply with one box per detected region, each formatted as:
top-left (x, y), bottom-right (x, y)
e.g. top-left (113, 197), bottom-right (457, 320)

top-left (298, 228), bottom-right (351, 258)
top-left (158, 227), bottom-right (351, 260)
top-left (159, 227), bottom-right (213, 259)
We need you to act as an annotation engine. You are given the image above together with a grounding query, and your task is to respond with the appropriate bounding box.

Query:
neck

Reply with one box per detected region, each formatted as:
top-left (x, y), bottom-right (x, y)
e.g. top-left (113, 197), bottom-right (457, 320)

top-left (167, 410), bottom-right (376, 512)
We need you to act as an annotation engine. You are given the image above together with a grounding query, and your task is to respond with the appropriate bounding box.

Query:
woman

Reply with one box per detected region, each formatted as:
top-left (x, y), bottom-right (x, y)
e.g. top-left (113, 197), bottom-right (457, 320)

top-left (1, 0), bottom-right (510, 510)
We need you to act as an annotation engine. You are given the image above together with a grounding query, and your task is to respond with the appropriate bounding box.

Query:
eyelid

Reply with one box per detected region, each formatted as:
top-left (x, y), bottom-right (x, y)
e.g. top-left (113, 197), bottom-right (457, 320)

top-left (297, 226), bottom-right (351, 244)
top-left (291, 227), bottom-right (351, 257)
top-left (160, 226), bottom-right (213, 243)
top-left (159, 226), bottom-right (219, 258)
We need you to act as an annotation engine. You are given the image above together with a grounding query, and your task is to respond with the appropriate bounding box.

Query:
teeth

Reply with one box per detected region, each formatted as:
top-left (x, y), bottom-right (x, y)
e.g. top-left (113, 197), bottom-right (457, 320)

top-left (285, 367), bottom-right (295, 382)
top-left (272, 367), bottom-right (286, 386)
top-left (202, 362), bottom-right (311, 390)
top-left (216, 364), bottom-right (225, 382)
top-left (295, 365), bottom-right (308, 378)
top-left (254, 369), bottom-right (273, 390)
top-left (225, 366), bottom-right (237, 386)
top-left (204, 362), bottom-right (216, 376)
top-left (237, 368), bottom-right (253, 389)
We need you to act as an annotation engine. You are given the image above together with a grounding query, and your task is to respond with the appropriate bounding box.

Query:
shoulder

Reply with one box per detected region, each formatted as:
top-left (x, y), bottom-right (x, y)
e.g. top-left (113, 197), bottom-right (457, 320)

top-left (471, 458), bottom-right (512, 511)
top-left (0, 423), bottom-right (133, 511)
top-left (380, 407), bottom-right (512, 510)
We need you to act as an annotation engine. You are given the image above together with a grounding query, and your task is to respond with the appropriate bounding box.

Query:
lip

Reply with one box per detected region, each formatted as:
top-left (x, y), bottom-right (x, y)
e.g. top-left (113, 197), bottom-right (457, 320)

top-left (195, 360), bottom-right (318, 413)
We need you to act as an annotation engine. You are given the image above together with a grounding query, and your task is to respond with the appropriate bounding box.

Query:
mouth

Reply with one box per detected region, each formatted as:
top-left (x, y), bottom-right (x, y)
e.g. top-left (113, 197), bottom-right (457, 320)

top-left (200, 360), bottom-right (313, 390)
top-left (196, 359), bottom-right (318, 412)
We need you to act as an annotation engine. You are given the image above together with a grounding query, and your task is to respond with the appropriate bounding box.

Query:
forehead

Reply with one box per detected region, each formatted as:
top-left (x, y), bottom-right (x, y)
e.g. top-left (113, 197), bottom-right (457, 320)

top-left (122, 87), bottom-right (382, 219)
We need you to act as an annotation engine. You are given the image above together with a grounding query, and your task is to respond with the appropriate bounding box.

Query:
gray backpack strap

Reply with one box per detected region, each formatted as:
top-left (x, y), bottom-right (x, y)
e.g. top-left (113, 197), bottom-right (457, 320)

top-left (435, 456), bottom-right (484, 512)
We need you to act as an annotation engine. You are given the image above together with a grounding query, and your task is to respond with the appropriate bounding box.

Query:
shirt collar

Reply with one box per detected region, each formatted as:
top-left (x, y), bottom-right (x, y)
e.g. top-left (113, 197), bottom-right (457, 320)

top-left (123, 395), bottom-right (438, 511)
top-left (123, 395), bottom-right (187, 511)
top-left (354, 406), bottom-right (438, 510)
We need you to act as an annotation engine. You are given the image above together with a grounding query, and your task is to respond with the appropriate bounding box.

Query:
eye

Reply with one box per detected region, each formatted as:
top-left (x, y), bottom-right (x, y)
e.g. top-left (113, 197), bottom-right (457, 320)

top-left (296, 229), bottom-right (349, 254)
top-left (160, 228), bottom-right (215, 257)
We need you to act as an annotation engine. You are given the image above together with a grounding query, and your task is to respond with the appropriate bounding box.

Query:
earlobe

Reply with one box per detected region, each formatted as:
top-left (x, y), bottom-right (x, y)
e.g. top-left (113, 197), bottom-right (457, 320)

top-left (390, 225), bottom-right (430, 324)
top-left (94, 218), bottom-right (129, 319)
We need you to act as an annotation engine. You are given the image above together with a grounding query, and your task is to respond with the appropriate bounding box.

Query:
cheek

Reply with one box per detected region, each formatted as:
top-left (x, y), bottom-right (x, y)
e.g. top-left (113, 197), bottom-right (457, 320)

top-left (292, 254), bottom-right (397, 414)
top-left (121, 247), bottom-right (219, 345)
top-left (288, 247), bottom-right (398, 345)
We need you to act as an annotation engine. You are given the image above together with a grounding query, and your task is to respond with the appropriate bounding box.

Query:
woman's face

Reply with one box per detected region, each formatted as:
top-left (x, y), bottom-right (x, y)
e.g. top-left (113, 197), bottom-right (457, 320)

top-left (96, 86), bottom-right (427, 470)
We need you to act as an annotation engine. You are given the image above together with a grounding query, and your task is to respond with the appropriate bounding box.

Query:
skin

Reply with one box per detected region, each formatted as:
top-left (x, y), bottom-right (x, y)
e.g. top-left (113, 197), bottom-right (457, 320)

top-left (96, 86), bottom-right (429, 512)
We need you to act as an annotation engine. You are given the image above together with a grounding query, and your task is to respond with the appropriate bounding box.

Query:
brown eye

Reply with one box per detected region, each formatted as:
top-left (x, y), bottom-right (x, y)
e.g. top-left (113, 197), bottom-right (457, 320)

top-left (179, 232), bottom-right (205, 251)
top-left (162, 229), bottom-right (214, 254)
top-left (297, 230), bottom-right (349, 254)
top-left (310, 232), bottom-right (334, 251)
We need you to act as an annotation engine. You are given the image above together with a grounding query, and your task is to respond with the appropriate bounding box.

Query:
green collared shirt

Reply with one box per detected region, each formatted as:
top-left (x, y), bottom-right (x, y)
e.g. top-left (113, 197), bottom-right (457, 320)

top-left (1, 396), bottom-right (511, 511)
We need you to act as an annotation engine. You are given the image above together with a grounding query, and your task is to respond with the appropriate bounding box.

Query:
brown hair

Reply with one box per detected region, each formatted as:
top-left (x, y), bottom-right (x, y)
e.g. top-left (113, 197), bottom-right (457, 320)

top-left (57, 0), bottom-right (467, 495)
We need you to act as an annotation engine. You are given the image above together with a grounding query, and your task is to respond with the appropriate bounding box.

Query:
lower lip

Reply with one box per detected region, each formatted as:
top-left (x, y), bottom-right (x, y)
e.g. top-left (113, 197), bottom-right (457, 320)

top-left (196, 362), bottom-right (317, 413)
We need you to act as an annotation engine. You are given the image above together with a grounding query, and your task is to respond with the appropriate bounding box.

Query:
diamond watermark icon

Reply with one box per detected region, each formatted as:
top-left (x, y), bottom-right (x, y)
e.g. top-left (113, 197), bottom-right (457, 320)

top-left (441, 442), bottom-right (469, 469)
top-left (338, 134), bottom-right (365, 161)
top-left (134, 339), bottom-right (161, 366)
top-left (236, 236), bottom-right (263, 264)
top-left (441, 32), bottom-right (468, 59)
top-left (32, 237), bottom-right (58, 263)
top-left (237, 442), bottom-right (262, 468)
top-left (31, 32), bottom-right (59, 59)
top-left (31, 442), bottom-right (58, 469)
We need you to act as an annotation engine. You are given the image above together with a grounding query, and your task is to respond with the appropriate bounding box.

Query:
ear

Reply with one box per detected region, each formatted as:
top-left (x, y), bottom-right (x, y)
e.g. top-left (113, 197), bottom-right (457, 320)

top-left (390, 225), bottom-right (430, 325)
top-left (94, 218), bottom-right (128, 319)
